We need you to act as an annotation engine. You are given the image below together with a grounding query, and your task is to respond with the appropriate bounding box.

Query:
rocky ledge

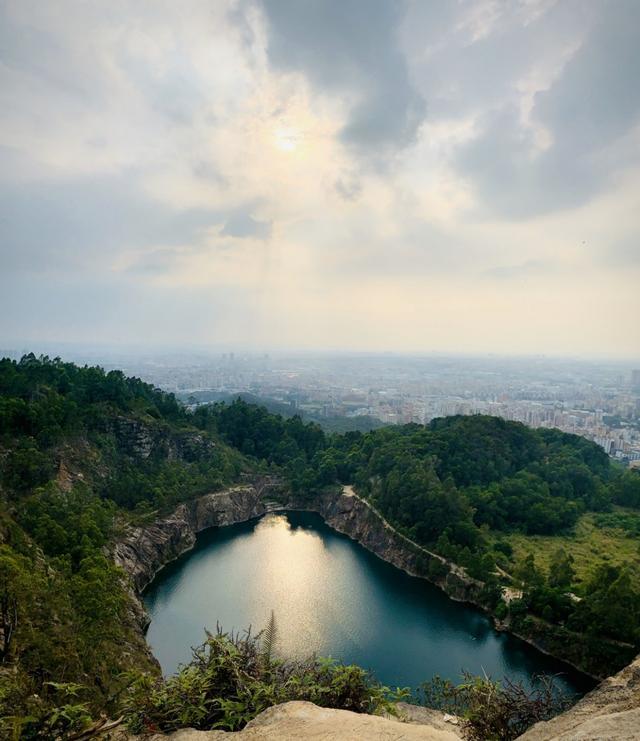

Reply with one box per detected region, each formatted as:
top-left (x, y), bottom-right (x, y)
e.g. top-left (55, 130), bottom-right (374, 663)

top-left (133, 701), bottom-right (463, 740)
top-left (124, 659), bottom-right (640, 740)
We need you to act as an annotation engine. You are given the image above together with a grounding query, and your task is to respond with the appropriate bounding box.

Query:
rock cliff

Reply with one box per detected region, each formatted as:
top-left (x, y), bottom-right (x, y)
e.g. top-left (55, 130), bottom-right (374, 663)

top-left (113, 480), bottom-right (275, 593)
top-left (110, 417), bottom-right (218, 462)
top-left (299, 487), bottom-right (484, 603)
top-left (113, 483), bottom-right (480, 602)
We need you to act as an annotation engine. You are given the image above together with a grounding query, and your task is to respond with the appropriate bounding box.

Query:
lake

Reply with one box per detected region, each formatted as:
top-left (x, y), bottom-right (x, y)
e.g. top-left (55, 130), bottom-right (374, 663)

top-left (143, 511), bottom-right (594, 696)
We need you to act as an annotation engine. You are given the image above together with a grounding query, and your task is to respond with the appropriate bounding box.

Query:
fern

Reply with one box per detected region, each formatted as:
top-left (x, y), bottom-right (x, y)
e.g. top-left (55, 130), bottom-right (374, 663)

top-left (259, 611), bottom-right (277, 672)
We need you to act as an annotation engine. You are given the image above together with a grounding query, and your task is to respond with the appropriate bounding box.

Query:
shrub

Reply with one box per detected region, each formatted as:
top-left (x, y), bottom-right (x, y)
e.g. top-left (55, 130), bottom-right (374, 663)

top-left (124, 625), bottom-right (403, 733)
top-left (416, 672), bottom-right (573, 741)
top-left (427, 557), bottom-right (449, 580)
top-left (494, 541), bottom-right (513, 558)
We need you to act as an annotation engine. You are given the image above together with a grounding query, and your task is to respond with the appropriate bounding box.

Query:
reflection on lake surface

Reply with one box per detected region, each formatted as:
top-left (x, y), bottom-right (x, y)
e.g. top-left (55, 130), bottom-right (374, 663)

top-left (144, 511), bottom-right (594, 695)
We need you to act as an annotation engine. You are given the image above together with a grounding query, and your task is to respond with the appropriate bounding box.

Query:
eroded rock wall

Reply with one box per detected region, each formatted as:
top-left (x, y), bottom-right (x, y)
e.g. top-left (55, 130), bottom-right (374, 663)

top-left (300, 488), bottom-right (483, 603)
top-left (113, 479), bottom-right (280, 593)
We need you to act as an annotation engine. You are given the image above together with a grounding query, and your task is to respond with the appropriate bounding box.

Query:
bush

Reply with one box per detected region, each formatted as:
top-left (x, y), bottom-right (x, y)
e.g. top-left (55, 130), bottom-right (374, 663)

top-left (0, 681), bottom-right (94, 740)
top-left (417, 672), bottom-right (573, 741)
top-left (427, 557), bottom-right (449, 580)
top-left (124, 625), bottom-right (403, 733)
top-left (494, 540), bottom-right (513, 557)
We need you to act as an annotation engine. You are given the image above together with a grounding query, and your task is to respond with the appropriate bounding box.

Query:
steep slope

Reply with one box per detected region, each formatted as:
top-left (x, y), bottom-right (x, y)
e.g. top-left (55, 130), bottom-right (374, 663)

top-left (0, 356), bottom-right (250, 736)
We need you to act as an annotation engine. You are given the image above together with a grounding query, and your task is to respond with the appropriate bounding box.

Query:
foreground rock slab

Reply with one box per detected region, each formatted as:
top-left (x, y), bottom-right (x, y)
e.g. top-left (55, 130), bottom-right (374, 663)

top-left (517, 655), bottom-right (640, 740)
top-left (142, 701), bottom-right (462, 740)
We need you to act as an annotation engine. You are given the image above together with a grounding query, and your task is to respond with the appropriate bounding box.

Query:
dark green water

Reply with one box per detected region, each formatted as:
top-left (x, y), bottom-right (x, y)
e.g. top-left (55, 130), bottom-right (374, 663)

top-left (144, 511), bottom-right (594, 695)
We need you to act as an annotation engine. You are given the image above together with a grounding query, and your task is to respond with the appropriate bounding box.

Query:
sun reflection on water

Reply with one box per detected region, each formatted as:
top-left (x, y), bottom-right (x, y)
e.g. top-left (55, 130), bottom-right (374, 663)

top-left (247, 515), bottom-right (371, 659)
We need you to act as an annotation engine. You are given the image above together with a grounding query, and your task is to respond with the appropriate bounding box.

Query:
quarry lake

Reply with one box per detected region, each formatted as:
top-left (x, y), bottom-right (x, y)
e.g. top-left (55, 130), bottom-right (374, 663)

top-left (144, 511), bottom-right (593, 696)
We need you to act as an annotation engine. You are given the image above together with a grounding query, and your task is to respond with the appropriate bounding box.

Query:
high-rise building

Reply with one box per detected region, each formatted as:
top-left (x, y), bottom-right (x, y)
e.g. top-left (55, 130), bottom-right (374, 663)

top-left (632, 369), bottom-right (640, 390)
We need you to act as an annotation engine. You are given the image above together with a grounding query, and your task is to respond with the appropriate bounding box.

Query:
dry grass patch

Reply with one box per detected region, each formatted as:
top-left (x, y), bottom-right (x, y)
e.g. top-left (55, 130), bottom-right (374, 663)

top-left (493, 508), bottom-right (640, 591)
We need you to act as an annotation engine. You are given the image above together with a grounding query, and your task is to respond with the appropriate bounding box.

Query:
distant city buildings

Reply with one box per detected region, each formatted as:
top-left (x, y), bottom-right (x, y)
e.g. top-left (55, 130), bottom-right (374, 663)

top-left (36, 349), bottom-right (638, 466)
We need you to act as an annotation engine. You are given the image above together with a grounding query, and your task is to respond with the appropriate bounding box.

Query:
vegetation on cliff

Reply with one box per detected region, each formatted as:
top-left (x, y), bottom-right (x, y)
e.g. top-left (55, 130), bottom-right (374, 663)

top-left (0, 355), bottom-right (246, 738)
top-left (1, 355), bottom-right (639, 737)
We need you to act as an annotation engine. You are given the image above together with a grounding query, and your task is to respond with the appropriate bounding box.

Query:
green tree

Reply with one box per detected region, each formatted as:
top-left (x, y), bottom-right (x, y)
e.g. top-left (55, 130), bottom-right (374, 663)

top-left (513, 553), bottom-right (543, 588)
top-left (0, 547), bottom-right (29, 661)
top-left (548, 548), bottom-right (575, 589)
top-left (610, 470), bottom-right (640, 509)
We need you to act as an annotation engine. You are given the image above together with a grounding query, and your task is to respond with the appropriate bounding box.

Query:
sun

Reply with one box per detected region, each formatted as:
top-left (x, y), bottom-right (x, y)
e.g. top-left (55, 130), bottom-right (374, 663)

top-left (274, 126), bottom-right (300, 152)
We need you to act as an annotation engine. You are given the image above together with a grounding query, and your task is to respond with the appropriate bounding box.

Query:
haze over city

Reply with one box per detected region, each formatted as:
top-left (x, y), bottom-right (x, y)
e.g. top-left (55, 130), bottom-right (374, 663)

top-left (1, 0), bottom-right (639, 358)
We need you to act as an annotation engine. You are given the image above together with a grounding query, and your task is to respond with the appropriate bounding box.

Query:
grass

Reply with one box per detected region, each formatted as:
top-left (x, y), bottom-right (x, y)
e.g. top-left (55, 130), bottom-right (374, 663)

top-left (492, 507), bottom-right (640, 592)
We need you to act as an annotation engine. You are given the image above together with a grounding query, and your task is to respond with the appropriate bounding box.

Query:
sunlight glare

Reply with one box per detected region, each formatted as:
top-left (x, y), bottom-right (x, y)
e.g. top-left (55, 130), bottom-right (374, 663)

top-left (274, 126), bottom-right (300, 152)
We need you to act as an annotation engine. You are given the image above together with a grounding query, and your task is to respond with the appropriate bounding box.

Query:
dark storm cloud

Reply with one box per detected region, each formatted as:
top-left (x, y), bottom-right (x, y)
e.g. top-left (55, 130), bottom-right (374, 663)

top-left (456, 0), bottom-right (640, 217)
top-left (334, 174), bottom-right (362, 201)
top-left (400, 0), bottom-right (585, 121)
top-left (260, 0), bottom-right (425, 157)
top-left (534, 1), bottom-right (640, 155)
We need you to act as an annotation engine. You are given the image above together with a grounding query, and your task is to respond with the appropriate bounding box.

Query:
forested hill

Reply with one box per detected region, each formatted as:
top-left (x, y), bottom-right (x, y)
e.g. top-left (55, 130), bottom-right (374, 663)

top-left (0, 355), bottom-right (256, 737)
top-left (1, 355), bottom-right (640, 737)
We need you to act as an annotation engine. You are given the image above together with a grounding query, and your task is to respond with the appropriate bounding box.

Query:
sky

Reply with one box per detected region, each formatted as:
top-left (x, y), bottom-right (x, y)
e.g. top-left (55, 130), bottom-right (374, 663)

top-left (0, 0), bottom-right (639, 358)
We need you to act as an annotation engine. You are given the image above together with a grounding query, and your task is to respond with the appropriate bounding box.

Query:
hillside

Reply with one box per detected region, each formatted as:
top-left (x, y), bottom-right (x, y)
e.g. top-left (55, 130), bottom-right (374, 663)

top-left (0, 356), bottom-right (254, 737)
top-left (1, 356), bottom-right (639, 738)
top-left (181, 390), bottom-right (385, 433)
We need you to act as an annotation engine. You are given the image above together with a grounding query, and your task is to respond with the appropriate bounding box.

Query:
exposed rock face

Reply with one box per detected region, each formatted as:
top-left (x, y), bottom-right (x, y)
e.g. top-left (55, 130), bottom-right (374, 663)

top-left (139, 701), bottom-right (462, 740)
top-left (111, 418), bottom-right (218, 462)
top-left (517, 654), bottom-right (640, 740)
top-left (301, 487), bottom-right (483, 603)
top-left (113, 478), bottom-right (281, 593)
top-left (113, 483), bottom-right (479, 601)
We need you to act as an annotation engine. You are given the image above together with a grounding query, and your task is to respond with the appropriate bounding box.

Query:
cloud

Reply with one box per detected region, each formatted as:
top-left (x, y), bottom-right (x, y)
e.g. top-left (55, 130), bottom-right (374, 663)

top-left (0, 167), bottom-right (221, 272)
top-left (601, 235), bottom-right (640, 268)
top-left (455, 0), bottom-right (640, 217)
top-left (0, 0), bottom-right (638, 357)
top-left (220, 205), bottom-right (272, 240)
top-left (334, 174), bottom-right (362, 201)
top-left (260, 0), bottom-right (425, 158)
top-left (483, 259), bottom-right (556, 280)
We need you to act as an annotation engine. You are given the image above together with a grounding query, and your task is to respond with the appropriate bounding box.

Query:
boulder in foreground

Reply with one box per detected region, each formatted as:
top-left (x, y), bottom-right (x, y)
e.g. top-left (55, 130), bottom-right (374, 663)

top-left (139, 700), bottom-right (462, 740)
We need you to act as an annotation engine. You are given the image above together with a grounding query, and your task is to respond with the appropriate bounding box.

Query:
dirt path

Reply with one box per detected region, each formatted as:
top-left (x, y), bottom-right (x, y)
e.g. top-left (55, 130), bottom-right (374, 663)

top-left (341, 485), bottom-right (482, 586)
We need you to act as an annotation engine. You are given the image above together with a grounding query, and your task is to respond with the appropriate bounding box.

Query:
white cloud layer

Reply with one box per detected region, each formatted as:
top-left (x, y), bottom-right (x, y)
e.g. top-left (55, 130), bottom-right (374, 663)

top-left (0, 0), bottom-right (639, 356)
